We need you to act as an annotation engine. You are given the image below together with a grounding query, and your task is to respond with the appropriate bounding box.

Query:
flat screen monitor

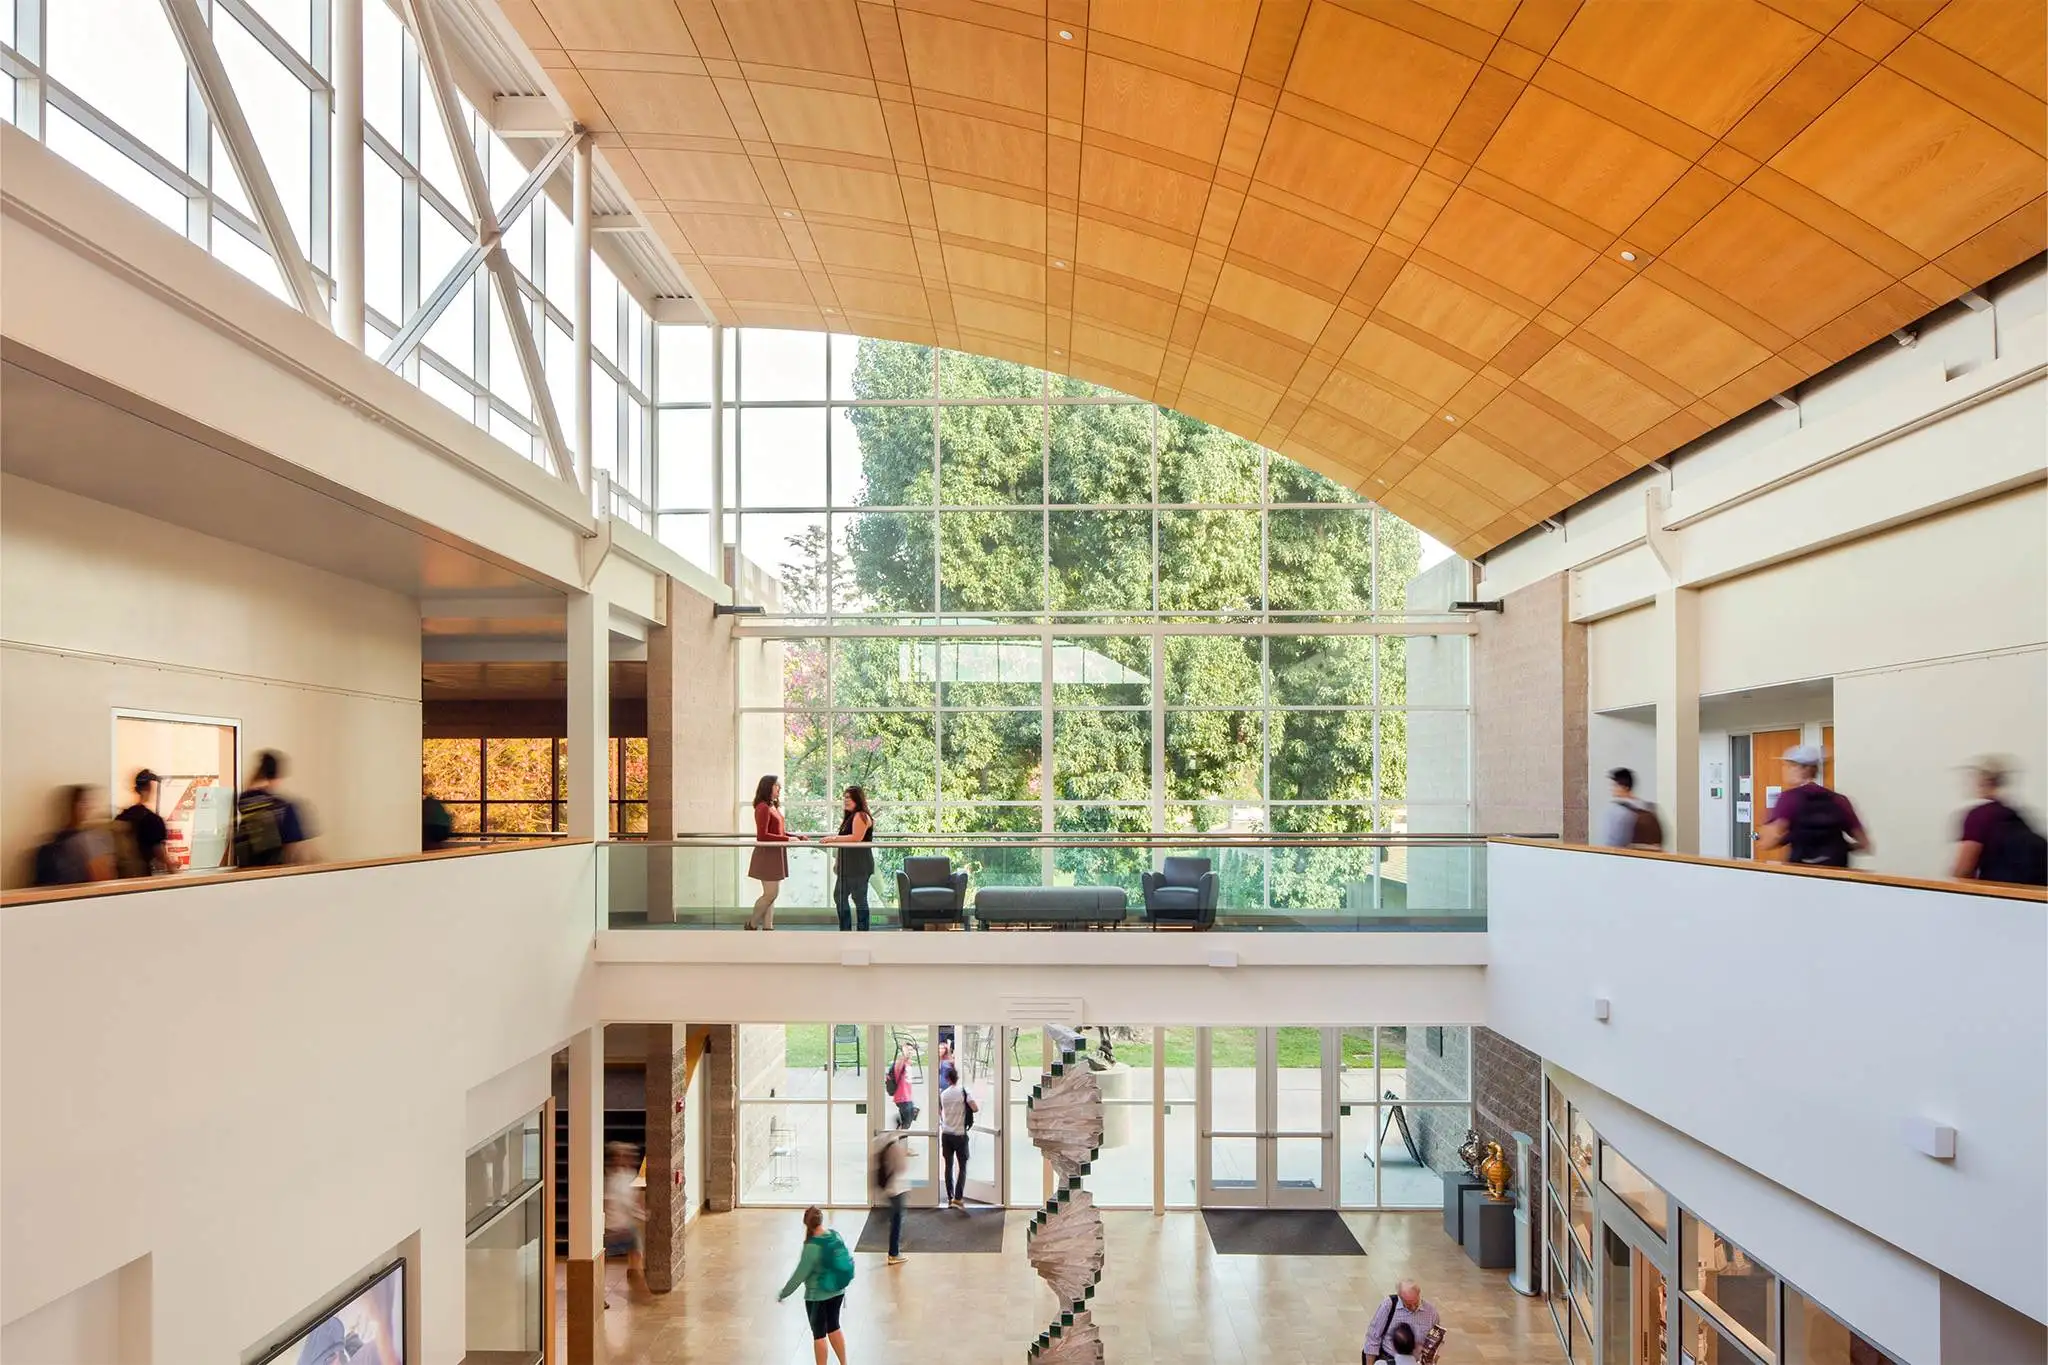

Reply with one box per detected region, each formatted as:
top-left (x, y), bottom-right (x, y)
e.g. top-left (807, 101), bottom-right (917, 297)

top-left (254, 1260), bottom-right (405, 1365)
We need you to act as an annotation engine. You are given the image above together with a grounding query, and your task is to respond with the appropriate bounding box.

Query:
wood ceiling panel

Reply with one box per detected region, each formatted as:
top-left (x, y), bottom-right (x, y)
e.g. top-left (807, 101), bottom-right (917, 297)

top-left (515, 0), bottom-right (2048, 553)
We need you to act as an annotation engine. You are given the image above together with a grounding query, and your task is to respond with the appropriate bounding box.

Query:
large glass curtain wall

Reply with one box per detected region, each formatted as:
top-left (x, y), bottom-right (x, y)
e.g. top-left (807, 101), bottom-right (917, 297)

top-left (666, 328), bottom-right (1474, 891)
top-left (4, 0), bottom-right (652, 510)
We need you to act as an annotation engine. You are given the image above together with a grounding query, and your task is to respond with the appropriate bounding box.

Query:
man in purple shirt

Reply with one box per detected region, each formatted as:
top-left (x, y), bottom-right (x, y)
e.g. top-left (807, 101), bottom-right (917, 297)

top-left (1956, 757), bottom-right (2047, 884)
top-left (1362, 1279), bottom-right (1439, 1363)
top-left (1757, 744), bottom-right (1870, 868)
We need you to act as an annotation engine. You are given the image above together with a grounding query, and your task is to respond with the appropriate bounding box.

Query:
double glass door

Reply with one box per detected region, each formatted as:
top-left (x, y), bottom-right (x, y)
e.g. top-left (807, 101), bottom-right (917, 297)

top-left (868, 1024), bottom-right (1008, 1207)
top-left (1196, 1027), bottom-right (1336, 1207)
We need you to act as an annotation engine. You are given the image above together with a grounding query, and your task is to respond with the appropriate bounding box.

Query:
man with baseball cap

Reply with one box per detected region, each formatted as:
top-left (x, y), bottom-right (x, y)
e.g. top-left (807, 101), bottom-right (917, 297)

top-left (1757, 744), bottom-right (1870, 868)
top-left (115, 768), bottom-right (171, 875)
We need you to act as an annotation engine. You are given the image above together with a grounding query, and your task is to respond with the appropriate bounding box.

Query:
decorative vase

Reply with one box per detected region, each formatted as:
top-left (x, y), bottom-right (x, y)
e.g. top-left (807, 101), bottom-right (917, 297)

top-left (1479, 1140), bottom-right (1511, 1200)
top-left (1456, 1129), bottom-right (1484, 1177)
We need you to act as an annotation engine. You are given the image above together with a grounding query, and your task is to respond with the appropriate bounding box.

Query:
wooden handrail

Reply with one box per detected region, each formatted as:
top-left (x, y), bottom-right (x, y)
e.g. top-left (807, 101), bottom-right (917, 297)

top-left (0, 838), bottom-right (588, 908)
top-left (1490, 837), bottom-right (2048, 903)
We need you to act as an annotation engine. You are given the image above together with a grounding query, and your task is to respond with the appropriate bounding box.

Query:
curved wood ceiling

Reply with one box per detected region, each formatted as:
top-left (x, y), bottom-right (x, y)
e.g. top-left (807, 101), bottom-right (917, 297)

top-left (498, 0), bottom-right (2047, 556)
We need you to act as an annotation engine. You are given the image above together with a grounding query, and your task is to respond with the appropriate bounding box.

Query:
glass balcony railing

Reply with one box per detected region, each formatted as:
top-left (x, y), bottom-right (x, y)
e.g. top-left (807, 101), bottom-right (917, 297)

top-left (597, 833), bottom-right (1531, 932)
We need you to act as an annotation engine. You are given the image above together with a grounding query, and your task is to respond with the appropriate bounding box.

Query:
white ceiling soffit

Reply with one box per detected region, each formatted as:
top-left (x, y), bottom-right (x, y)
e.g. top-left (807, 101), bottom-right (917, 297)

top-left (427, 0), bottom-right (707, 319)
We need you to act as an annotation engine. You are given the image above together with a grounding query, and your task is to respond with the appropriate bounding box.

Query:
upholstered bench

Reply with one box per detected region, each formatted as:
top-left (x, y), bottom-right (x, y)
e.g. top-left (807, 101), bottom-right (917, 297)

top-left (973, 885), bottom-right (1128, 929)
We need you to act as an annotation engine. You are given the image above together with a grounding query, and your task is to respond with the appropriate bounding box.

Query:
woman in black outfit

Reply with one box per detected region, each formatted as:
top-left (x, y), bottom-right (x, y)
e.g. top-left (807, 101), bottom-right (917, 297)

top-left (819, 785), bottom-right (875, 931)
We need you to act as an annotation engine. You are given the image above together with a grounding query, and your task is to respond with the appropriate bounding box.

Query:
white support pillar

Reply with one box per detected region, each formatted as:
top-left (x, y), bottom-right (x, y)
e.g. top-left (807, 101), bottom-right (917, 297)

top-left (1653, 586), bottom-right (1701, 854)
top-left (573, 137), bottom-right (594, 494)
top-left (331, 0), bottom-right (364, 346)
top-left (708, 321), bottom-right (726, 579)
top-left (565, 1024), bottom-right (605, 1364)
top-left (567, 590), bottom-right (611, 841)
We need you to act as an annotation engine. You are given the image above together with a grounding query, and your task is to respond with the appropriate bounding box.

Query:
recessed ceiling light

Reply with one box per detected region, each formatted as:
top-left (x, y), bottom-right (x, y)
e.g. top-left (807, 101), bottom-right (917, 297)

top-left (1053, 348), bottom-right (1063, 355)
top-left (780, 210), bottom-right (795, 218)
top-left (1443, 414), bottom-right (1457, 423)
top-left (1620, 250), bottom-right (1637, 262)
top-left (1057, 29), bottom-right (1073, 40)
top-left (1052, 259), bottom-right (1067, 268)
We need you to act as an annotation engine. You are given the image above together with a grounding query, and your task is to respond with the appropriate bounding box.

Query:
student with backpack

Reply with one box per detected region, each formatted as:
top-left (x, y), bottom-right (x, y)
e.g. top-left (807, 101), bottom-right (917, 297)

top-left (937, 1061), bottom-right (978, 1208)
top-left (776, 1206), bottom-right (855, 1365)
top-left (229, 750), bottom-right (311, 868)
top-left (1757, 745), bottom-right (1870, 868)
top-left (1955, 757), bottom-right (2048, 886)
top-left (1597, 768), bottom-right (1664, 849)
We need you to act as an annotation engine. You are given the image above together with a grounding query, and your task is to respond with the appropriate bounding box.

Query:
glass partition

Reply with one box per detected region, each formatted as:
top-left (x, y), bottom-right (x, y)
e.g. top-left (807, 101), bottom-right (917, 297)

top-left (599, 834), bottom-right (1491, 931)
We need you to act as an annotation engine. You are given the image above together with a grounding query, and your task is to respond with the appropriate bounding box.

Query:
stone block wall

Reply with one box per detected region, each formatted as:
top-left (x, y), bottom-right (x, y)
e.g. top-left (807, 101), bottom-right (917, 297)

top-left (1404, 1025), bottom-right (1474, 1174)
top-left (703, 1025), bottom-right (738, 1211)
top-left (1474, 572), bottom-right (1588, 841)
top-left (736, 1025), bottom-right (789, 1198)
top-left (642, 1024), bottom-right (688, 1293)
top-left (1472, 1026), bottom-right (1541, 1187)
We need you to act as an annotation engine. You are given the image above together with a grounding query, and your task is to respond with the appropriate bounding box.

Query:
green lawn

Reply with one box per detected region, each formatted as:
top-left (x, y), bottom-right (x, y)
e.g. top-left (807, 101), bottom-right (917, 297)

top-left (770, 1025), bottom-right (1404, 1074)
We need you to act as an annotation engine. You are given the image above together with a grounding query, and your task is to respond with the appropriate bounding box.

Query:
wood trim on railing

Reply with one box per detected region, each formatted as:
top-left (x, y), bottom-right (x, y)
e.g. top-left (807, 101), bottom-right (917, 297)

top-left (1490, 837), bottom-right (2047, 902)
top-left (0, 838), bottom-right (588, 908)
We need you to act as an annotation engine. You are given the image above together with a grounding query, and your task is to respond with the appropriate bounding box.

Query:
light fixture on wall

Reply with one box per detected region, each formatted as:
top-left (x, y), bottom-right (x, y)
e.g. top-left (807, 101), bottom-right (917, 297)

top-left (1449, 600), bottom-right (1504, 613)
top-left (713, 603), bottom-right (767, 616)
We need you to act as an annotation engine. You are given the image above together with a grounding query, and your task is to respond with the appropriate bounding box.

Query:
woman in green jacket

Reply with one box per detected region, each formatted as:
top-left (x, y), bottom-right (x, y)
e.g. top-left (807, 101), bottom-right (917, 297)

top-left (777, 1205), bottom-right (854, 1364)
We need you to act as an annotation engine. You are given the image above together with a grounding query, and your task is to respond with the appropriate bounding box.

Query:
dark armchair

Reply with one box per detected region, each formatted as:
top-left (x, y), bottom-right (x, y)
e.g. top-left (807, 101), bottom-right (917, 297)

top-left (896, 856), bottom-right (968, 929)
top-left (1141, 856), bottom-right (1219, 929)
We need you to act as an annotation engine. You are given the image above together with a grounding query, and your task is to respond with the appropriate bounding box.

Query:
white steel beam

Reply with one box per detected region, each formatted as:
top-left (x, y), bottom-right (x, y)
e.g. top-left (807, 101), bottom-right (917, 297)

top-left (158, 0), bottom-right (330, 327)
top-left (591, 214), bottom-right (638, 233)
top-left (572, 136), bottom-right (594, 493)
top-left (492, 94), bottom-right (566, 136)
top-left (332, 0), bottom-right (365, 346)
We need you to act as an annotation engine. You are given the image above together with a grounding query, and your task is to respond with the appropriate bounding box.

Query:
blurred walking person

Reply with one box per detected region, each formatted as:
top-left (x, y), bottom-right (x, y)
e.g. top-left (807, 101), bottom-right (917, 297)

top-left (873, 1127), bottom-right (913, 1265)
top-left (31, 785), bottom-right (117, 886)
top-left (776, 1206), bottom-right (855, 1365)
top-left (1955, 756), bottom-right (2048, 885)
top-left (230, 750), bottom-right (312, 868)
top-left (604, 1141), bottom-right (646, 1303)
top-left (115, 769), bottom-right (172, 875)
top-left (1757, 744), bottom-right (1869, 867)
top-left (747, 774), bottom-right (802, 930)
top-left (886, 1043), bottom-right (919, 1130)
top-left (819, 785), bottom-right (875, 930)
top-left (1596, 767), bottom-right (1662, 849)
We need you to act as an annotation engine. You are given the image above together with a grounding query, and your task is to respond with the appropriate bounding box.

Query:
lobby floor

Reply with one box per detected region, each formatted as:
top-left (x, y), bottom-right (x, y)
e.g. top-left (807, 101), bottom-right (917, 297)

top-left (565, 1208), bottom-right (1567, 1363)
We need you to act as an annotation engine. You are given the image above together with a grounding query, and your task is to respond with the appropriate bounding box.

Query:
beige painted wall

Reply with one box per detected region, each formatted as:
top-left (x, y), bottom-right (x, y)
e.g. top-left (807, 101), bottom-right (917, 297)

top-left (1, 475), bottom-right (420, 883)
top-left (1587, 605), bottom-right (1655, 711)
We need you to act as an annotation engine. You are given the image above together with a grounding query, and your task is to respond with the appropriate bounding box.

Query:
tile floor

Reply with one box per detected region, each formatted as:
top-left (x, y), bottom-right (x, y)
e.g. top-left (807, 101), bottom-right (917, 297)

top-left (564, 1208), bottom-right (1568, 1363)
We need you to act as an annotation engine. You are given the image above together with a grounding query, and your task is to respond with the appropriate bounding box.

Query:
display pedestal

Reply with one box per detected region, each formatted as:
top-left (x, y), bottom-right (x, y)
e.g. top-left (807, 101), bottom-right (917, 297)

top-left (1461, 1189), bottom-right (1515, 1269)
top-left (1442, 1172), bottom-right (1485, 1243)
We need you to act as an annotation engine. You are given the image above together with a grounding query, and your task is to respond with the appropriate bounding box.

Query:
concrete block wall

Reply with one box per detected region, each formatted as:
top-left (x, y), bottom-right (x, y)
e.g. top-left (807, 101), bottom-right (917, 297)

top-left (703, 1025), bottom-right (738, 1211)
top-left (1474, 572), bottom-right (1588, 840)
top-left (1472, 1026), bottom-right (1542, 1179)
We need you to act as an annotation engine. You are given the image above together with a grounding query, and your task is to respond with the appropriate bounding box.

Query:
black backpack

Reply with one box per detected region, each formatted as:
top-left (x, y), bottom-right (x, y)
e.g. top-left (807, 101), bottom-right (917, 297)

top-left (1980, 805), bottom-right (2048, 886)
top-left (1787, 789), bottom-right (1851, 867)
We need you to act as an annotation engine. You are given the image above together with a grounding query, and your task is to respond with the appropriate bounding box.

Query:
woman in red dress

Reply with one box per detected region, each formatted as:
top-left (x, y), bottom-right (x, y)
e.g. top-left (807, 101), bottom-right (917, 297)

top-left (747, 774), bottom-right (802, 930)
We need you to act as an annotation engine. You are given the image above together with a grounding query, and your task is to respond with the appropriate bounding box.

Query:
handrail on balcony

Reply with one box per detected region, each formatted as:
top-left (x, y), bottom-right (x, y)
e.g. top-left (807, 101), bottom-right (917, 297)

top-left (1496, 837), bottom-right (2047, 902)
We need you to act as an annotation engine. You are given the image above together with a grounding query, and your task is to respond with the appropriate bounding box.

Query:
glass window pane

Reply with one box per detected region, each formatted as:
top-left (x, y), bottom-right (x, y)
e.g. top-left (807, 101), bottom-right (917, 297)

top-left (939, 403), bottom-right (1043, 505)
top-left (1786, 1285), bottom-right (1902, 1365)
top-left (739, 407), bottom-right (828, 508)
top-left (1270, 457), bottom-right (1362, 503)
top-left (364, 0), bottom-right (404, 144)
top-left (47, 0), bottom-right (190, 167)
top-left (840, 337), bottom-right (932, 399)
top-left (211, 131), bottom-right (254, 218)
top-left (544, 199), bottom-right (574, 310)
top-left (1053, 805), bottom-right (1151, 895)
top-left (214, 11), bottom-right (313, 256)
top-left (419, 360), bottom-right (472, 419)
top-left (739, 512), bottom-right (828, 612)
top-left (927, 638), bottom-right (1035, 708)
top-left (658, 408), bottom-right (713, 510)
top-left (1681, 1212), bottom-right (1778, 1356)
top-left (832, 512), bottom-right (934, 615)
top-left (1165, 711), bottom-right (1259, 802)
top-left (364, 147), bottom-right (403, 323)
top-left (739, 327), bottom-right (826, 401)
top-left (422, 739), bottom-right (481, 800)
top-left (419, 205), bottom-right (470, 306)
top-left (1404, 1026), bottom-right (1470, 1103)
top-left (591, 366), bottom-right (618, 476)
top-left (737, 635), bottom-right (822, 708)
top-left (212, 217), bottom-right (289, 300)
top-left (1049, 404), bottom-right (1149, 504)
top-left (44, 110), bottom-right (187, 233)
top-left (1050, 510), bottom-right (1151, 615)
top-left (1599, 1143), bottom-right (1668, 1239)
top-left (1682, 1302), bottom-right (1758, 1365)
top-left (836, 404), bottom-right (931, 511)
top-left (424, 274), bottom-right (477, 374)
top-left (1269, 635), bottom-right (1373, 706)
top-left (1158, 510), bottom-right (1259, 614)
top-left (592, 255), bottom-right (621, 362)
top-left (939, 711), bottom-right (1041, 802)
top-left (1269, 711), bottom-right (1374, 801)
top-left (1159, 411), bottom-right (1259, 504)
top-left (486, 739), bottom-right (554, 800)
top-left (658, 513), bottom-right (713, 573)
top-left (833, 714), bottom-right (936, 805)
top-left (1052, 711), bottom-right (1148, 801)
top-left (487, 407), bottom-right (533, 460)
top-left (1375, 513), bottom-right (1430, 611)
top-left (1051, 635), bottom-right (1148, 705)
top-left (1164, 635), bottom-right (1260, 707)
top-left (828, 406), bottom-right (871, 507)
top-left (1268, 508), bottom-right (1374, 611)
top-left (940, 511), bottom-right (1043, 614)
top-left (739, 1102), bottom-right (828, 1205)
top-left (941, 348), bottom-right (1043, 399)
top-left (464, 1189), bottom-right (543, 1356)
top-left (488, 287), bottom-right (532, 411)
top-left (419, 92), bottom-right (468, 205)
top-left (659, 324), bottom-right (713, 402)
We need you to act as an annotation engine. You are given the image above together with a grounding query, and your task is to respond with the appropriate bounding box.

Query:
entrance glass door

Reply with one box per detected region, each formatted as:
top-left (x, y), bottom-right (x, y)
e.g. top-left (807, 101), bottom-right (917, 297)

top-left (870, 1025), bottom-right (937, 1206)
top-left (868, 1024), bottom-right (1007, 1207)
top-left (1197, 1027), bottom-right (1337, 1207)
top-left (953, 1024), bottom-right (1006, 1206)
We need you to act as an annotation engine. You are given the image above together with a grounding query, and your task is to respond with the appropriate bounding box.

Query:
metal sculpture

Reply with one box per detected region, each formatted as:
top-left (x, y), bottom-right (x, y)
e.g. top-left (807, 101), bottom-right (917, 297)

top-left (1025, 1025), bottom-right (1106, 1363)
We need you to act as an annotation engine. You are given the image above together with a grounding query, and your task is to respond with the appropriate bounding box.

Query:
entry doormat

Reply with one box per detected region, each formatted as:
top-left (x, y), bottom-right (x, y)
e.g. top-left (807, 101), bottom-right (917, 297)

top-left (854, 1205), bottom-right (1006, 1254)
top-left (1202, 1208), bottom-right (1365, 1256)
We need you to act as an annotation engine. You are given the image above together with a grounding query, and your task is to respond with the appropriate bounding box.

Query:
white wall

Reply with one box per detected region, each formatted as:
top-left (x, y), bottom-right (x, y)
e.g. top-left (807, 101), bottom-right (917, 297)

top-left (1488, 842), bottom-right (2047, 1323)
top-left (0, 1258), bottom-right (150, 1365)
top-left (0, 845), bottom-right (596, 1363)
top-left (1837, 648), bottom-right (2048, 879)
top-left (1, 475), bottom-right (421, 883)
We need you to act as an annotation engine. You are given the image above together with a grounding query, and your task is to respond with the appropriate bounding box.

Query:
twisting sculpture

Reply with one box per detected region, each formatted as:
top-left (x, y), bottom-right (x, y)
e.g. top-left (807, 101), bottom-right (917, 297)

top-left (1025, 1024), bottom-right (1107, 1363)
